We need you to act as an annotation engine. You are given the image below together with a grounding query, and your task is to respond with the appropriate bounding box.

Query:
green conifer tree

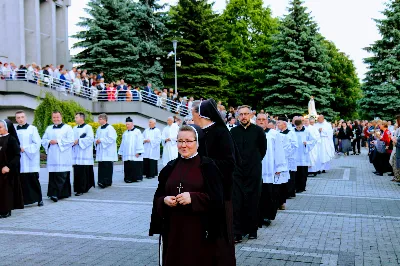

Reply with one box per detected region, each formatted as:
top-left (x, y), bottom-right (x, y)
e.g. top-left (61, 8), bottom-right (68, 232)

top-left (72, 0), bottom-right (166, 87)
top-left (361, 0), bottom-right (400, 120)
top-left (263, 0), bottom-right (334, 118)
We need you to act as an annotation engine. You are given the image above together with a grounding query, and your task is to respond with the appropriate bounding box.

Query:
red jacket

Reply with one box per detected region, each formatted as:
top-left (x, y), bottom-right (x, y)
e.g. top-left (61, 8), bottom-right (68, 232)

top-left (381, 129), bottom-right (391, 147)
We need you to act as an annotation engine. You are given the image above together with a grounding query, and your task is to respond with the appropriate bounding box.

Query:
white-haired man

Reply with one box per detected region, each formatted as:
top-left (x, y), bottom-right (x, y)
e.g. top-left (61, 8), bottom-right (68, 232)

top-left (315, 115), bottom-right (335, 173)
top-left (161, 117), bottom-right (179, 166)
top-left (143, 118), bottom-right (161, 179)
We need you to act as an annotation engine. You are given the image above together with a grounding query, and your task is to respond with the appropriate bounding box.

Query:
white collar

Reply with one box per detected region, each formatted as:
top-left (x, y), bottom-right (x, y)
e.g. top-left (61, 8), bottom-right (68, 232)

top-left (0, 133), bottom-right (9, 137)
top-left (202, 122), bottom-right (215, 129)
top-left (181, 152), bottom-right (198, 159)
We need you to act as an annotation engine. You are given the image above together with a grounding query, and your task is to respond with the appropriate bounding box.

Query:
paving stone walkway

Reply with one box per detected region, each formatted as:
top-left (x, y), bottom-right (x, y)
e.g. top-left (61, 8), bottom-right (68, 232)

top-left (1, 148), bottom-right (399, 265)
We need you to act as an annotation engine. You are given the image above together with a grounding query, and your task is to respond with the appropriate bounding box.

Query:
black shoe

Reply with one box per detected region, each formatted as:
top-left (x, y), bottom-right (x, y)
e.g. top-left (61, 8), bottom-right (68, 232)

top-left (263, 219), bottom-right (271, 227)
top-left (38, 201), bottom-right (44, 207)
top-left (373, 171), bottom-right (379, 174)
top-left (50, 196), bottom-right (58, 202)
top-left (374, 172), bottom-right (383, 176)
top-left (124, 180), bottom-right (133, 183)
top-left (248, 232), bottom-right (257, 239)
top-left (234, 234), bottom-right (242, 244)
top-left (0, 211), bottom-right (11, 218)
top-left (75, 193), bottom-right (83, 196)
top-left (98, 183), bottom-right (105, 188)
top-left (317, 171), bottom-right (321, 174)
top-left (322, 170), bottom-right (326, 173)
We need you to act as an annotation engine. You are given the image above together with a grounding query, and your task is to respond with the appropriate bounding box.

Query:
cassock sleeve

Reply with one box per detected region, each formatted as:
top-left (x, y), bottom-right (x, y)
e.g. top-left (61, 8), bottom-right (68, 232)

top-left (135, 132), bottom-right (145, 155)
top-left (41, 128), bottom-right (51, 154)
top-left (151, 129), bottom-right (162, 148)
top-left (23, 126), bottom-right (41, 160)
top-left (118, 132), bottom-right (126, 156)
top-left (100, 126), bottom-right (117, 149)
top-left (305, 131), bottom-right (316, 153)
top-left (7, 136), bottom-right (21, 174)
top-left (57, 126), bottom-right (74, 152)
top-left (190, 192), bottom-right (210, 213)
top-left (78, 126), bottom-right (94, 150)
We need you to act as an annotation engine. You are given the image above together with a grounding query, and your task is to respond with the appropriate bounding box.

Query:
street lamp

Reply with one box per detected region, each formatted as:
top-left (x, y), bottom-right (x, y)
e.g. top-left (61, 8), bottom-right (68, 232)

top-left (172, 40), bottom-right (178, 95)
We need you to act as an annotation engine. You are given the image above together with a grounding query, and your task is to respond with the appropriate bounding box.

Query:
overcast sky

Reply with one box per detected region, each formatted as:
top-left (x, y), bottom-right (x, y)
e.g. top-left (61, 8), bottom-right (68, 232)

top-left (68, 0), bottom-right (387, 80)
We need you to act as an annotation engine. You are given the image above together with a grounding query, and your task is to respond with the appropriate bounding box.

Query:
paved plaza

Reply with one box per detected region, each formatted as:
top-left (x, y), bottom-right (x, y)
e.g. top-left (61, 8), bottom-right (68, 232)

top-left (1, 148), bottom-right (400, 265)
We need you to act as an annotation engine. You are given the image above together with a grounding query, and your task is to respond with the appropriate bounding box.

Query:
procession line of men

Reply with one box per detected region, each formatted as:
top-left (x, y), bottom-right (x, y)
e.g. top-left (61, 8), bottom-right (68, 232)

top-left (13, 110), bottom-right (165, 207)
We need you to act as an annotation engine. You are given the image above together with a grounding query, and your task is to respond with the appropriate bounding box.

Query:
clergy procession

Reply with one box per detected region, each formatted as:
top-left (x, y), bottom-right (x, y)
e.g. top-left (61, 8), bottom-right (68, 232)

top-left (3, 97), bottom-right (400, 266)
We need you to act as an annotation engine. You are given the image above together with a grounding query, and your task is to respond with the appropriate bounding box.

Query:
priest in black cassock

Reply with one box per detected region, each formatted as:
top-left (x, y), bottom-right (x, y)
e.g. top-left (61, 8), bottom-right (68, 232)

top-left (230, 105), bottom-right (267, 242)
top-left (191, 99), bottom-right (239, 265)
top-left (118, 117), bottom-right (145, 183)
top-left (0, 119), bottom-right (24, 218)
top-left (15, 111), bottom-right (43, 206)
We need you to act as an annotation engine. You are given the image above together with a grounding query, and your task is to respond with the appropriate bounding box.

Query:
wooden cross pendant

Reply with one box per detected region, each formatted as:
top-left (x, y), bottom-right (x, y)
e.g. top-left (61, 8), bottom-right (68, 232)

top-left (177, 183), bottom-right (183, 194)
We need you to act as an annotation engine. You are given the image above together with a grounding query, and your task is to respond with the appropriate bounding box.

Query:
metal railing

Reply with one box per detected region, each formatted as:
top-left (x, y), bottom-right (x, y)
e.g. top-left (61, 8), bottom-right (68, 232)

top-left (5, 69), bottom-right (190, 116)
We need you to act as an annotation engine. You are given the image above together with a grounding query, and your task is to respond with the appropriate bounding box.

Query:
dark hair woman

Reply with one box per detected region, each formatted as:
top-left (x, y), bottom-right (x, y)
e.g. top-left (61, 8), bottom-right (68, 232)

top-left (149, 125), bottom-right (233, 266)
top-left (0, 119), bottom-right (24, 218)
top-left (338, 121), bottom-right (353, 156)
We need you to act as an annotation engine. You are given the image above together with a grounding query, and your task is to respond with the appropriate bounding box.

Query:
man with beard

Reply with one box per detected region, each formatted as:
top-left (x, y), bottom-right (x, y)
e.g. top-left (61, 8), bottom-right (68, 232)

top-left (230, 105), bottom-right (267, 242)
top-left (191, 99), bottom-right (239, 265)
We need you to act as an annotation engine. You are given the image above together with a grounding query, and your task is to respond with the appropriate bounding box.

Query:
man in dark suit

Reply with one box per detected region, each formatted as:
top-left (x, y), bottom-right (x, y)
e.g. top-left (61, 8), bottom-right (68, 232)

top-left (117, 79), bottom-right (128, 101)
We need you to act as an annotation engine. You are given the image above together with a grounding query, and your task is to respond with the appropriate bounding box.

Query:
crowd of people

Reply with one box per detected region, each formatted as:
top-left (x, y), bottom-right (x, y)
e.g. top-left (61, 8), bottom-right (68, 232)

top-left (0, 61), bottom-right (197, 116)
top-left (1, 95), bottom-right (399, 264)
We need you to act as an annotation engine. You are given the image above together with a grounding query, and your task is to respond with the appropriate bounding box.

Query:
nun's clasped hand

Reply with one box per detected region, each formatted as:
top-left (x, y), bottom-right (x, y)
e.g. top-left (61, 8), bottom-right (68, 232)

top-left (176, 192), bottom-right (191, 205)
top-left (1, 166), bottom-right (9, 174)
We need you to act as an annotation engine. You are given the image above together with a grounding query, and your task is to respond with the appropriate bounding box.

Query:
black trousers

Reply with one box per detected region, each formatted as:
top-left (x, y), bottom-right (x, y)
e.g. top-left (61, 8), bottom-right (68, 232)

top-left (287, 171), bottom-right (296, 197)
top-left (258, 183), bottom-right (279, 225)
top-left (295, 166), bottom-right (308, 192)
top-left (98, 161), bottom-right (113, 187)
top-left (233, 177), bottom-right (262, 236)
top-left (47, 172), bottom-right (71, 198)
top-left (352, 138), bottom-right (361, 153)
top-left (373, 152), bottom-right (393, 174)
top-left (143, 158), bottom-right (158, 178)
top-left (20, 172), bottom-right (42, 205)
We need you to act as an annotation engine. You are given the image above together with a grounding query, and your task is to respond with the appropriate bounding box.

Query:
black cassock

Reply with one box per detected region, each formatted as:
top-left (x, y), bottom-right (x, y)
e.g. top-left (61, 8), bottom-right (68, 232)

top-left (73, 165), bottom-right (95, 193)
top-left (0, 134), bottom-right (24, 215)
top-left (231, 123), bottom-right (267, 236)
top-left (124, 161), bottom-right (143, 182)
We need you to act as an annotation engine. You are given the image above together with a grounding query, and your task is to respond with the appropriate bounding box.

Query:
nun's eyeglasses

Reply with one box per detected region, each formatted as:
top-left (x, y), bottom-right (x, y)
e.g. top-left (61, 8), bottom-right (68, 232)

top-left (177, 139), bottom-right (197, 146)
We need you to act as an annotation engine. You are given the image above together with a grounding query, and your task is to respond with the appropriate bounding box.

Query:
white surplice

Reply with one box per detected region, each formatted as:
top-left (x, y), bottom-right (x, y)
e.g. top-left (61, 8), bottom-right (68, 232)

top-left (118, 128), bottom-right (145, 161)
top-left (17, 124), bottom-right (41, 173)
top-left (306, 125), bottom-right (321, 172)
top-left (315, 120), bottom-right (335, 171)
top-left (143, 127), bottom-right (162, 160)
top-left (73, 124), bottom-right (94, 165)
top-left (95, 124), bottom-right (118, 162)
top-left (41, 124), bottom-right (74, 172)
top-left (280, 128), bottom-right (299, 174)
top-left (262, 129), bottom-right (287, 184)
top-left (293, 127), bottom-right (317, 167)
top-left (161, 124), bottom-right (179, 166)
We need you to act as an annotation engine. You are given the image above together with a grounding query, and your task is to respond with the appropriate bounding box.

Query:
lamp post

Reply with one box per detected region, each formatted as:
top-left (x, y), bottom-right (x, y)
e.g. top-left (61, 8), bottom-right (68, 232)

top-left (172, 40), bottom-right (178, 95)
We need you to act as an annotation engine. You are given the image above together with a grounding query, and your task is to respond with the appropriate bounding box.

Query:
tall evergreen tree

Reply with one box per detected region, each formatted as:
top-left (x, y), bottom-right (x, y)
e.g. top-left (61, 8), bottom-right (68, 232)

top-left (361, 0), bottom-right (400, 120)
top-left (72, 0), bottom-right (166, 87)
top-left (263, 0), bottom-right (334, 117)
top-left (163, 0), bottom-right (228, 101)
top-left (220, 0), bottom-right (278, 109)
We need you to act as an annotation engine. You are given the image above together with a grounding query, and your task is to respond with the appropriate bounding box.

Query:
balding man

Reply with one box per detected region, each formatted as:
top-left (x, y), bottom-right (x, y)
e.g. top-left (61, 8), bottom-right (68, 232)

top-left (143, 119), bottom-right (161, 179)
top-left (161, 117), bottom-right (179, 166)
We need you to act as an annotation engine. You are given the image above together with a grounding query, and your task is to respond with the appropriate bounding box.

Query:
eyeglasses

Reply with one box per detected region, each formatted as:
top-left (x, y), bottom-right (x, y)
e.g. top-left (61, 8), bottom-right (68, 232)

top-left (177, 139), bottom-right (197, 145)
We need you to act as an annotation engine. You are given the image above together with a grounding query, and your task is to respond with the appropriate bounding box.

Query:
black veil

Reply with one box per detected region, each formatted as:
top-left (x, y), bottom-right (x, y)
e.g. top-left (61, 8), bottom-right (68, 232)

top-left (198, 99), bottom-right (242, 166)
top-left (5, 119), bottom-right (20, 145)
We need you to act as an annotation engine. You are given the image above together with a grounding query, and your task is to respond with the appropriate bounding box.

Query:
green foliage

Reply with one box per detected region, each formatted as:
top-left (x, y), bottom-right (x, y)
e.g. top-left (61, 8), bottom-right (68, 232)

top-left (162, 0), bottom-right (229, 102)
top-left (323, 40), bottom-right (362, 120)
top-left (262, 0), bottom-right (335, 118)
top-left (72, 0), bottom-right (166, 87)
top-left (33, 92), bottom-right (93, 136)
top-left (220, 0), bottom-right (279, 109)
top-left (360, 0), bottom-right (400, 120)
